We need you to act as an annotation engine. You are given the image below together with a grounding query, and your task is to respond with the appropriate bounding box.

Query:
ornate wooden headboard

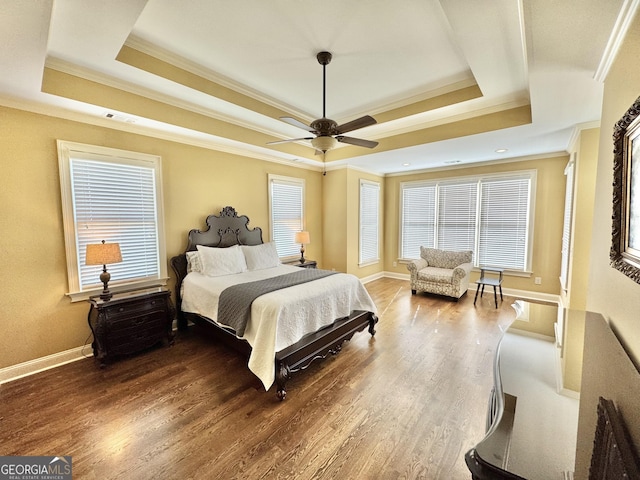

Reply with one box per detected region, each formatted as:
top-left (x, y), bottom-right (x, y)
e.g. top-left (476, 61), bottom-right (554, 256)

top-left (170, 206), bottom-right (263, 316)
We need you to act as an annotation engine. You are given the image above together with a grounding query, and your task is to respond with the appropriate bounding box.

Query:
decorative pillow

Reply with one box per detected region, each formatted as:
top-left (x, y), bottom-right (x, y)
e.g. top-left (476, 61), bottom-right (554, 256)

top-left (241, 242), bottom-right (281, 271)
top-left (196, 244), bottom-right (247, 277)
top-left (186, 251), bottom-right (203, 274)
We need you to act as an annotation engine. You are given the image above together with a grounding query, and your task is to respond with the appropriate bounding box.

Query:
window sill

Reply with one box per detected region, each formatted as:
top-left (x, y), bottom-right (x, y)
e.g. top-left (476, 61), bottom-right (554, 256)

top-left (397, 259), bottom-right (532, 277)
top-left (66, 278), bottom-right (169, 303)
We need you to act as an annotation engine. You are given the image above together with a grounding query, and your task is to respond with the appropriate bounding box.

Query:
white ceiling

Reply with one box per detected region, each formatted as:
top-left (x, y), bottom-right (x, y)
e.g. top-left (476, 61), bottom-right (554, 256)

top-left (0, 0), bottom-right (631, 174)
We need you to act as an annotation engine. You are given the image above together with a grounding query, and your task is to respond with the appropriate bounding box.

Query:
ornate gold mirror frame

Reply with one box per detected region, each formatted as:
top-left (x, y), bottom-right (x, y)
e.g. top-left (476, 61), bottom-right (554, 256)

top-left (611, 95), bottom-right (640, 284)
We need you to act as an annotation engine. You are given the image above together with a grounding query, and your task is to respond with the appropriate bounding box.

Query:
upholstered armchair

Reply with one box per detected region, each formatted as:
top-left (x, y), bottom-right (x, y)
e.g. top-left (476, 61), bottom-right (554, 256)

top-left (406, 247), bottom-right (473, 300)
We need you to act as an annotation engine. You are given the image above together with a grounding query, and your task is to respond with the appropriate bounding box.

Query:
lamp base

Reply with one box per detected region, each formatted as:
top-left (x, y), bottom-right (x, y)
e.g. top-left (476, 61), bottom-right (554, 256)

top-left (99, 268), bottom-right (113, 301)
top-left (299, 245), bottom-right (306, 264)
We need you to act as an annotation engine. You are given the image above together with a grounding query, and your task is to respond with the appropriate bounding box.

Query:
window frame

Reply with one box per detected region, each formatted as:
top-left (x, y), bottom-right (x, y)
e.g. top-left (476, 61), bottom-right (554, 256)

top-left (58, 140), bottom-right (168, 301)
top-left (399, 170), bottom-right (536, 273)
top-left (359, 179), bottom-right (380, 266)
top-left (560, 156), bottom-right (576, 292)
top-left (268, 174), bottom-right (305, 261)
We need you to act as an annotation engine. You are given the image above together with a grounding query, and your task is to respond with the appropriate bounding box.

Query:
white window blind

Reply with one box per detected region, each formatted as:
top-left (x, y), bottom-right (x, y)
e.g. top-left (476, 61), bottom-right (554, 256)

top-left (401, 183), bottom-right (436, 259)
top-left (437, 182), bottom-right (477, 255)
top-left (560, 159), bottom-right (575, 291)
top-left (72, 159), bottom-right (160, 289)
top-left (359, 180), bottom-right (380, 265)
top-left (269, 175), bottom-right (304, 258)
top-left (58, 141), bottom-right (166, 300)
top-left (400, 171), bottom-right (534, 271)
top-left (479, 175), bottom-right (531, 269)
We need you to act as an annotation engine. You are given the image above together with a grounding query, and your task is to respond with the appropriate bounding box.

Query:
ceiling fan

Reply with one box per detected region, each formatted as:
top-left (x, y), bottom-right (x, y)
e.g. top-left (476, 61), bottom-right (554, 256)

top-left (268, 51), bottom-right (379, 154)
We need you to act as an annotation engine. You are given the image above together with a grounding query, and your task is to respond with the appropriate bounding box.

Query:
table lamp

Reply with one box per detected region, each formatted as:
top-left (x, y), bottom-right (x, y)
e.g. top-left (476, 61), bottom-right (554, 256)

top-left (86, 240), bottom-right (122, 300)
top-left (294, 231), bottom-right (310, 264)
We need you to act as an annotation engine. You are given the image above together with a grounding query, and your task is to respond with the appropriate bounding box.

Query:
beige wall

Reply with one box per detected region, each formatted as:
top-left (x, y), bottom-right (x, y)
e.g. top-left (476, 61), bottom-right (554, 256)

top-left (0, 106), bottom-right (324, 369)
top-left (564, 128), bottom-right (599, 310)
top-left (321, 168), bottom-right (385, 278)
top-left (383, 156), bottom-right (568, 294)
top-left (321, 168), bottom-right (348, 272)
top-left (574, 15), bottom-right (640, 475)
top-left (587, 13), bottom-right (640, 365)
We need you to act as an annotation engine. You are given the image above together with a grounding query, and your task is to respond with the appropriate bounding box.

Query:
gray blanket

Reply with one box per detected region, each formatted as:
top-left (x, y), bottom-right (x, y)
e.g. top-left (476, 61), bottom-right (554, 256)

top-left (217, 268), bottom-right (337, 336)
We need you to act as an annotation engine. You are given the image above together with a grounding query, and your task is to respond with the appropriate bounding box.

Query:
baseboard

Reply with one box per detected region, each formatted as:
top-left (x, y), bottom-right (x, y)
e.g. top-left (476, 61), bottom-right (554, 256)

top-left (0, 278), bottom-right (559, 385)
top-left (0, 345), bottom-right (92, 386)
top-left (380, 271), bottom-right (561, 305)
top-left (1, 321), bottom-right (182, 386)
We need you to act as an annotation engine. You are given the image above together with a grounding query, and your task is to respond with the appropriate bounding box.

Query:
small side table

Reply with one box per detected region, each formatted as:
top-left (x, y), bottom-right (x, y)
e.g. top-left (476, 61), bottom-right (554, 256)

top-left (474, 268), bottom-right (503, 308)
top-left (291, 260), bottom-right (317, 269)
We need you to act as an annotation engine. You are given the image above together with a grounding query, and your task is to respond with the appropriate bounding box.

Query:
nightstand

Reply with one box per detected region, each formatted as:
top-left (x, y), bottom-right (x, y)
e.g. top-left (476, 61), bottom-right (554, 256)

top-left (292, 260), bottom-right (317, 269)
top-left (87, 287), bottom-right (175, 367)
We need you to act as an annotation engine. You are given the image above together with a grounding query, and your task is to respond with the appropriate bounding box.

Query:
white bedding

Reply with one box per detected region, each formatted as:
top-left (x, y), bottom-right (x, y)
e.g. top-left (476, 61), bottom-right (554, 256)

top-left (181, 265), bottom-right (377, 390)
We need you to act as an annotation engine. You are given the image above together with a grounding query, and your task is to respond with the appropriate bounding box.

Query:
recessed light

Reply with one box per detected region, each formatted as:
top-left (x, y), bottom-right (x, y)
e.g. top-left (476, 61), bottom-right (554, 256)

top-left (495, 148), bottom-right (508, 153)
top-left (402, 163), bottom-right (411, 166)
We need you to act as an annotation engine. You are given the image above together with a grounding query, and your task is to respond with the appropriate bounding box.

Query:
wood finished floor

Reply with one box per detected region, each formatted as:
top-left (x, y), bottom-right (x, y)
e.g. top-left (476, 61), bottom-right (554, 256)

top-left (0, 278), bottom-right (519, 479)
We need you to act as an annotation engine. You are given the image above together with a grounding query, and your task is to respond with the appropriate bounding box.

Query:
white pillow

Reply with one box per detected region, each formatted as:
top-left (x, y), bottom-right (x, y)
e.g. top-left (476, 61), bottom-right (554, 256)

top-left (196, 244), bottom-right (247, 277)
top-left (241, 242), bottom-right (281, 271)
top-left (185, 251), bottom-right (203, 273)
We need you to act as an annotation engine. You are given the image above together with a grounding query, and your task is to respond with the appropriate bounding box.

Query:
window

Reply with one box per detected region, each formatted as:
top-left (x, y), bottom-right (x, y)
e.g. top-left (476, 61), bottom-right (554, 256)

top-left (437, 181), bottom-right (477, 253)
top-left (400, 171), bottom-right (535, 271)
top-left (58, 141), bottom-right (167, 301)
top-left (479, 175), bottom-right (531, 270)
top-left (359, 180), bottom-right (380, 265)
top-left (401, 183), bottom-right (436, 258)
top-left (269, 174), bottom-right (304, 259)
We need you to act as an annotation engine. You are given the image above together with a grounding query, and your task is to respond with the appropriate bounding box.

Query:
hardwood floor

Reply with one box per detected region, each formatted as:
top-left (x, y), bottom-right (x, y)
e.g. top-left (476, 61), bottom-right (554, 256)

top-left (0, 278), bottom-right (519, 479)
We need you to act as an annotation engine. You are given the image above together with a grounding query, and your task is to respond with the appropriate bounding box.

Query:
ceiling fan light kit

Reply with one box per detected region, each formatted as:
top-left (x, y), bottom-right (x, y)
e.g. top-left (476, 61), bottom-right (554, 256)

top-left (311, 136), bottom-right (337, 152)
top-left (268, 51), bottom-right (379, 154)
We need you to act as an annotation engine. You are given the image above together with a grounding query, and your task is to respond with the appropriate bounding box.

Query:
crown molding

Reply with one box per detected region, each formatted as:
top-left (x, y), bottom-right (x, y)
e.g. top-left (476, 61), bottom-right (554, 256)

top-left (386, 150), bottom-right (568, 177)
top-left (0, 93), bottom-right (322, 172)
top-left (368, 94), bottom-right (531, 139)
top-left (594, 0), bottom-right (640, 82)
top-left (566, 120), bottom-right (601, 152)
top-left (44, 57), bottom-right (322, 153)
top-left (123, 35), bottom-right (314, 121)
top-left (124, 36), bottom-right (481, 127)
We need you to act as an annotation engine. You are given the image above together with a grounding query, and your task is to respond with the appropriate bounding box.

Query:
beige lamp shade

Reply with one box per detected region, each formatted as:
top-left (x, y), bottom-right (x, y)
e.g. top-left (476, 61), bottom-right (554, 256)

top-left (85, 241), bottom-right (122, 266)
top-left (295, 231), bottom-right (310, 245)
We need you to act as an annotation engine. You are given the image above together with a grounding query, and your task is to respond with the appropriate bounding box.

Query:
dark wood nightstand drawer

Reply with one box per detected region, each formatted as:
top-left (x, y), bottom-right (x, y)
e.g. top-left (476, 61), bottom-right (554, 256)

top-left (105, 297), bottom-right (167, 320)
top-left (107, 330), bottom-right (166, 356)
top-left (105, 312), bottom-right (168, 339)
top-left (87, 288), bottom-right (175, 367)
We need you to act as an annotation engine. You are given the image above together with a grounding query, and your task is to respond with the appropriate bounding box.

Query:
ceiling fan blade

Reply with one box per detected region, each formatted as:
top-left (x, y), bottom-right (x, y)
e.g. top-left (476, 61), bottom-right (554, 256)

top-left (336, 136), bottom-right (379, 149)
top-left (336, 115), bottom-right (377, 134)
top-left (279, 116), bottom-right (315, 132)
top-left (267, 137), bottom-right (313, 145)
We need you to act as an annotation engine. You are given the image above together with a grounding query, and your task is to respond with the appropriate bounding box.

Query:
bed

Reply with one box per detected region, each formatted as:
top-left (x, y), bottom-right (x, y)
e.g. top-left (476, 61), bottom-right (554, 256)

top-left (170, 206), bottom-right (378, 400)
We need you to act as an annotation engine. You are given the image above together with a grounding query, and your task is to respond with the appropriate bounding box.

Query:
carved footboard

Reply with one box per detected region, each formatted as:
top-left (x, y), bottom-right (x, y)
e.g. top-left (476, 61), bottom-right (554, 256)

top-left (274, 310), bottom-right (378, 400)
top-left (170, 207), bottom-right (379, 400)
